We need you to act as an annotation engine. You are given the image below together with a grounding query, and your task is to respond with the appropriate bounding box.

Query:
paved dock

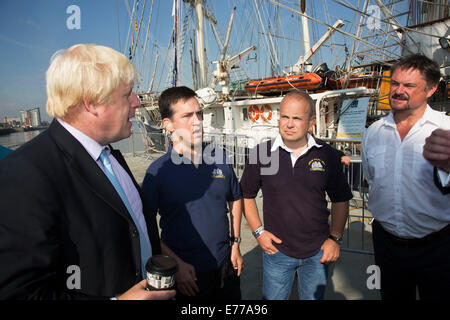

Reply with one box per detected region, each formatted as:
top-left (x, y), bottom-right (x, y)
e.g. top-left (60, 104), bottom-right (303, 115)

top-left (124, 152), bottom-right (381, 300)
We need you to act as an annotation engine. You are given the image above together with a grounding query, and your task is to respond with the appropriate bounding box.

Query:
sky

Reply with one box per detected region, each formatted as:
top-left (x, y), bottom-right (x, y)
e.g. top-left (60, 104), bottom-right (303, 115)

top-left (0, 0), bottom-right (177, 121)
top-left (0, 0), bottom-right (406, 122)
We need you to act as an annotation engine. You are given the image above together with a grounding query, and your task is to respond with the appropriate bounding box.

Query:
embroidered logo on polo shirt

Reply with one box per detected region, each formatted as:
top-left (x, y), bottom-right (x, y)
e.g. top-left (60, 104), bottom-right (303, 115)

top-left (211, 168), bottom-right (225, 179)
top-left (308, 158), bottom-right (325, 172)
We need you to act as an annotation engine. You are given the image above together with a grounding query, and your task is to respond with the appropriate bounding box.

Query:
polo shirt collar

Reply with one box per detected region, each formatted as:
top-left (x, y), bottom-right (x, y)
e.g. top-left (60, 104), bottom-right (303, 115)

top-left (271, 133), bottom-right (323, 154)
top-left (167, 143), bottom-right (208, 164)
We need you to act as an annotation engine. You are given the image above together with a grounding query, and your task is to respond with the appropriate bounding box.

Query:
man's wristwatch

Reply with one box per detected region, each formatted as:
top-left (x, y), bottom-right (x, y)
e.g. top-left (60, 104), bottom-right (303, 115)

top-left (230, 236), bottom-right (241, 244)
top-left (328, 234), bottom-right (343, 245)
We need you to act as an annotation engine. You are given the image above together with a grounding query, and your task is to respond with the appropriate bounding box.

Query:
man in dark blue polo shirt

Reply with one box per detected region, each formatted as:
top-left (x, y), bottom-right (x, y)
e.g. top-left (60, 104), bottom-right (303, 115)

top-left (241, 91), bottom-right (352, 300)
top-left (142, 86), bottom-right (243, 300)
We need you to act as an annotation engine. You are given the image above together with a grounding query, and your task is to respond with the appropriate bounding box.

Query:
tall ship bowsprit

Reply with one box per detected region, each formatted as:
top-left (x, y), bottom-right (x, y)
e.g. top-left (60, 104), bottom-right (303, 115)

top-left (130, 0), bottom-right (448, 155)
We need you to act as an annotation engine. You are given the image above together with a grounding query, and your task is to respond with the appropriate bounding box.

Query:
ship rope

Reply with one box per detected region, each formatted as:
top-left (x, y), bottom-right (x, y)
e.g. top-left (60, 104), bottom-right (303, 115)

top-left (269, 0), bottom-right (403, 65)
top-left (332, 0), bottom-right (446, 40)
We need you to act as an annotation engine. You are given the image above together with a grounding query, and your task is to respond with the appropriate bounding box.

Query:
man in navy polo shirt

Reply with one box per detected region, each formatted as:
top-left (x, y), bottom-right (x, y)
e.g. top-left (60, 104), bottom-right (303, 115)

top-left (142, 86), bottom-right (243, 300)
top-left (241, 91), bottom-right (352, 300)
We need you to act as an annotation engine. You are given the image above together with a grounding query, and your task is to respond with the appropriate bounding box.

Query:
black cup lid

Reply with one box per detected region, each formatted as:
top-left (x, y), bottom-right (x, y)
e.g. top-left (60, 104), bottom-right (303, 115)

top-left (145, 255), bottom-right (178, 276)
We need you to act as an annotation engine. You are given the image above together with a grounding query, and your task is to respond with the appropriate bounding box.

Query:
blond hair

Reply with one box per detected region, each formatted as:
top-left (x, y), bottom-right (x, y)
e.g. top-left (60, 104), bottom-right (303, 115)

top-left (46, 44), bottom-right (136, 119)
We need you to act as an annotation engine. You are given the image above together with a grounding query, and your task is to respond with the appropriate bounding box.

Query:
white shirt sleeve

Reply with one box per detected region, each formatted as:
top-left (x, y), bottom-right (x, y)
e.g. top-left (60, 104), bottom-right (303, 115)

top-left (361, 129), bottom-right (373, 186)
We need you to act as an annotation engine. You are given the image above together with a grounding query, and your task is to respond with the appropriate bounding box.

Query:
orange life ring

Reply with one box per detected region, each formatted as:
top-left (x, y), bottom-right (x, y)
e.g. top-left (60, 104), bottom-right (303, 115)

top-left (248, 105), bottom-right (260, 122)
top-left (259, 105), bottom-right (272, 121)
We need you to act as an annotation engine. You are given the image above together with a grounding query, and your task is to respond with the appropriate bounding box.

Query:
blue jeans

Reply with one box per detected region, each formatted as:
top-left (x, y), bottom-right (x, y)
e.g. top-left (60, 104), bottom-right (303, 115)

top-left (262, 249), bottom-right (328, 300)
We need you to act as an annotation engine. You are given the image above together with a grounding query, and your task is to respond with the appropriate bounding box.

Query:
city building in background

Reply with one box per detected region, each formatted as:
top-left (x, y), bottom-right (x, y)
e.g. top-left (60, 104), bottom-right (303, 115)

top-left (29, 108), bottom-right (41, 127)
top-left (19, 110), bottom-right (29, 126)
top-left (19, 108), bottom-right (41, 127)
top-left (1, 116), bottom-right (21, 127)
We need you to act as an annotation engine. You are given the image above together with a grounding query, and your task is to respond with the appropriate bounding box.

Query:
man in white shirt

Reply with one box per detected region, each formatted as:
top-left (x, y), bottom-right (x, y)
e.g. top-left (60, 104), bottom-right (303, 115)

top-left (362, 54), bottom-right (450, 300)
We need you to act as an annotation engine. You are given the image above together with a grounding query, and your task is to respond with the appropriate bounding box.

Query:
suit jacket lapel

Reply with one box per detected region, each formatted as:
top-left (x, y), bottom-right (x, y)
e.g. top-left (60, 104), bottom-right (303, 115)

top-left (49, 120), bottom-right (133, 223)
top-left (110, 144), bottom-right (162, 254)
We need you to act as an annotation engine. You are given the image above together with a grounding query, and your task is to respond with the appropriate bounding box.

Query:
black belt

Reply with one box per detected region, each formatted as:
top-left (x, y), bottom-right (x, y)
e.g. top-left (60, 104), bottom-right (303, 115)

top-left (373, 220), bottom-right (450, 248)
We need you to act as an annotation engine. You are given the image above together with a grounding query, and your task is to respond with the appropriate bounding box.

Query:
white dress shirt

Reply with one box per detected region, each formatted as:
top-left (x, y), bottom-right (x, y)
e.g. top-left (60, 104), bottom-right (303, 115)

top-left (271, 133), bottom-right (323, 167)
top-left (362, 106), bottom-right (450, 238)
top-left (57, 118), bottom-right (152, 252)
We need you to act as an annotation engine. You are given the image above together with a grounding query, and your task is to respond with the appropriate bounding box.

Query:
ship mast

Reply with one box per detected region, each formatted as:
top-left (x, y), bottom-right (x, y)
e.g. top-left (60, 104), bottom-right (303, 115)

top-left (290, 19), bottom-right (344, 74)
top-left (300, 0), bottom-right (312, 72)
top-left (183, 0), bottom-right (211, 88)
top-left (194, 0), bottom-right (208, 88)
top-left (171, 0), bottom-right (180, 86)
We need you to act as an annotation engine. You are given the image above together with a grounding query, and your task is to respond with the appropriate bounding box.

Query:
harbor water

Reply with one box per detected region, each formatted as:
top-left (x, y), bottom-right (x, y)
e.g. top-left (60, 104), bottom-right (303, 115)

top-left (0, 120), bottom-right (148, 155)
top-left (0, 130), bottom-right (45, 150)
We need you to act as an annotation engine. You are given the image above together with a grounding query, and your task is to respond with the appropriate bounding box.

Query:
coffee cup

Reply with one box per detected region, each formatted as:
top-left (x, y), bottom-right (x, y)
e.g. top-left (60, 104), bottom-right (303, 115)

top-left (145, 255), bottom-right (178, 291)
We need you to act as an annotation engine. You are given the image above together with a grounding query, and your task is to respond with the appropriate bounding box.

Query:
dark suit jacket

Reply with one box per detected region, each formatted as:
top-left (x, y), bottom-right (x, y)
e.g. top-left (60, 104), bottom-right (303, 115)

top-left (434, 167), bottom-right (450, 195)
top-left (0, 120), bottom-right (161, 299)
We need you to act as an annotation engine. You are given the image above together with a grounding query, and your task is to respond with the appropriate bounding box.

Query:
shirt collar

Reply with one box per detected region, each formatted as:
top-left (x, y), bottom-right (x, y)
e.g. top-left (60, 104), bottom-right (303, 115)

top-left (167, 143), bottom-right (209, 164)
top-left (271, 133), bottom-right (322, 153)
top-left (382, 111), bottom-right (396, 128)
top-left (420, 105), bottom-right (444, 127)
top-left (57, 118), bottom-right (105, 161)
top-left (383, 105), bottom-right (441, 128)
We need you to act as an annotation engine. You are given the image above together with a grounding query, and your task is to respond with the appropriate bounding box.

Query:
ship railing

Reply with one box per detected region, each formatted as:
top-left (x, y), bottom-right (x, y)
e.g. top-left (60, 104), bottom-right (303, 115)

top-left (112, 121), bottom-right (166, 160)
top-left (202, 132), bottom-right (253, 178)
top-left (320, 138), bottom-right (373, 254)
top-left (338, 158), bottom-right (373, 255)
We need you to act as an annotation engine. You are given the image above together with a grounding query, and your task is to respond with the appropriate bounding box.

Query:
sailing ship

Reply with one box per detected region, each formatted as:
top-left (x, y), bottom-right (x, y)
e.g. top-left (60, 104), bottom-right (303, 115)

top-left (127, 0), bottom-right (448, 151)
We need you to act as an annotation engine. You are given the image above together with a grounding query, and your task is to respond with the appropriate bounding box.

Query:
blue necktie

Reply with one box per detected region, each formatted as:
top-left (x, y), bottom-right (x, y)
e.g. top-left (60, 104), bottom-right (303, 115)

top-left (99, 148), bottom-right (151, 278)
